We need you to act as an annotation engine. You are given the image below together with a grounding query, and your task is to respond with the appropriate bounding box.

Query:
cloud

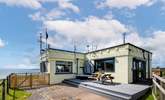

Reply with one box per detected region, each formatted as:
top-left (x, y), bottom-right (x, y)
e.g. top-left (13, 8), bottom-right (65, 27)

top-left (0, 0), bottom-right (80, 13)
top-left (44, 16), bottom-right (127, 42)
top-left (0, 0), bottom-right (42, 9)
top-left (143, 31), bottom-right (165, 66)
top-left (29, 8), bottom-right (66, 21)
top-left (0, 38), bottom-right (5, 48)
top-left (43, 16), bottom-right (128, 50)
top-left (96, 0), bottom-right (157, 9)
top-left (29, 0), bottom-right (80, 21)
top-left (57, 0), bottom-right (80, 13)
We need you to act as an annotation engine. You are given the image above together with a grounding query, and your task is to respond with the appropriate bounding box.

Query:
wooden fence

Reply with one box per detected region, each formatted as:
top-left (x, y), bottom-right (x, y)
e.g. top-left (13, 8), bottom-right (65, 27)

top-left (9, 73), bottom-right (50, 89)
top-left (0, 79), bottom-right (6, 100)
top-left (152, 74), bottom-right (165, 100)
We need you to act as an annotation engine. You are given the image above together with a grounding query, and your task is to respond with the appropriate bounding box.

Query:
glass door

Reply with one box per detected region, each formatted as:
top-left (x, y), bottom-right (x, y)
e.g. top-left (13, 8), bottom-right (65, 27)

top-left (132, 59), bottom-right (146, 83)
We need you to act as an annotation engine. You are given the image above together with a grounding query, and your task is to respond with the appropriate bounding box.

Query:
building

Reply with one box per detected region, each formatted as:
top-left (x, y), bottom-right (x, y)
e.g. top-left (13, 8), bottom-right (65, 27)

top-left (40, 43), bottom-right (152, 84)
top-left (152, 67), bottom-right (165, 76)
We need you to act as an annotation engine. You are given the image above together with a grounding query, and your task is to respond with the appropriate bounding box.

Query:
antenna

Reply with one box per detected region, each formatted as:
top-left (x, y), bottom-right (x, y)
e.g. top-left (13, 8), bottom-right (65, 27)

top-left (45, 28), bottom-right (48, 50)
top-left (123, 33), bottom-right (126, 44)
top-left (87, 45), bottom-right (90, 53)
top-left (40, 33), bottom-right (43, 55)
top-left (74, 42), bottom-right (77, 64)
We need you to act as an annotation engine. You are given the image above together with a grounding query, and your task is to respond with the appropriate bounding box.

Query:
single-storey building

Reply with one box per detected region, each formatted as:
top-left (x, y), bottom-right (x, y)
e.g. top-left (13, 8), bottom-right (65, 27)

top-left (40, 43), bottom-right (152, 84)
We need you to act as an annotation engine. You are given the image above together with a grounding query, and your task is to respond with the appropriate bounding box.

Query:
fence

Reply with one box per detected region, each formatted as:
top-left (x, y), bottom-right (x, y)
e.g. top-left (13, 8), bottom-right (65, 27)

top-left (9, 73), bottom-right (50, 89)
top-left (0, 79), bottom-right (6, 100)
top-left (152, 74), bottom-right (165, 100)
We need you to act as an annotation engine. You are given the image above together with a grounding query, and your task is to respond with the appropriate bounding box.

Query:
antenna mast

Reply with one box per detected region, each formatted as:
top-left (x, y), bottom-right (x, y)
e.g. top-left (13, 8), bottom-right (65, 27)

top-left (74, 42), bottom-right (77, 59)
top-left (40, 33), bottom-right (43, 56)
top-left (45, 28), bottom-right (48, 50)
top-left (123, 33), bottom-right (126, 44)
top-left (87, 45), bottom-right (90, 53)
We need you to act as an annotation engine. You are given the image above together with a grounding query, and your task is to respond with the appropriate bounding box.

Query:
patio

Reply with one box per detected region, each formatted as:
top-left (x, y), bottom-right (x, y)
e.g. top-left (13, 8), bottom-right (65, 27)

top-left (27, 83), bottom-right (110, 100)
top-left (63, 79), bottom-right (151, 100)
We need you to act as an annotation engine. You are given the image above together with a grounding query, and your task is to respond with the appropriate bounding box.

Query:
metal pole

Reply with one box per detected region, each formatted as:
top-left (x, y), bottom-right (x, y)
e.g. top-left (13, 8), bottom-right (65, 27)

top-left (40, 33), bottom-right (42, 56)
top-left (123, 33), bottom-right (126, 44)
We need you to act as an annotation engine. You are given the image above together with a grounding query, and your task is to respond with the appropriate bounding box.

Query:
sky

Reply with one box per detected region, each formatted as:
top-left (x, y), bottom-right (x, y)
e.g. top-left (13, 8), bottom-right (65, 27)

top-left (0, 0), bottom-right (165, 69)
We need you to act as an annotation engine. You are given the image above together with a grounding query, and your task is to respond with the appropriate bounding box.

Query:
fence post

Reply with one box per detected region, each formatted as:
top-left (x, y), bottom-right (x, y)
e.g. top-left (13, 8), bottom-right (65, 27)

top-left (2, 79), bottom-right (6, 100)
top-left (48, 74), bottom-right (50, 85)
top-left (7, 76), bottom-right (9, 94)
top-left (30, 73), bottom-right (32, 89)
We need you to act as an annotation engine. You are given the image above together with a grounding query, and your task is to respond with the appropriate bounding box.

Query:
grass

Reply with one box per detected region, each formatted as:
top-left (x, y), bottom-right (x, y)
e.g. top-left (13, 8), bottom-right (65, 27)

top-left (138, 89), bottom-right (154, 100)
top-left (0, 80), bottom-right (31, 100)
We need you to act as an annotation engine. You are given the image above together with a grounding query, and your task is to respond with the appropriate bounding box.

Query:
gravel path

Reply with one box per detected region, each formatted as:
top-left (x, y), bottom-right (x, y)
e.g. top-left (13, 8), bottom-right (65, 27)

top-left (27, 83), bottom-right (109, 100)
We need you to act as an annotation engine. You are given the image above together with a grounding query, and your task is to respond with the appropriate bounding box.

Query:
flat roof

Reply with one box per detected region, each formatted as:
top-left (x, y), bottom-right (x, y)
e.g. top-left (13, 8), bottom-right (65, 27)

top-left (48, 48), bottom-right (85, 54)
top-left (48, 43), bottom-right (152, 54)
top-left (87, 43), bottom-right (152, 54)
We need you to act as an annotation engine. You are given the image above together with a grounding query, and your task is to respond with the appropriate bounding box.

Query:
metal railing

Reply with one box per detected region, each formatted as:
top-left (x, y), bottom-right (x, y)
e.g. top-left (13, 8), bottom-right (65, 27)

top-left (152, 74), bottom-right (165, 100)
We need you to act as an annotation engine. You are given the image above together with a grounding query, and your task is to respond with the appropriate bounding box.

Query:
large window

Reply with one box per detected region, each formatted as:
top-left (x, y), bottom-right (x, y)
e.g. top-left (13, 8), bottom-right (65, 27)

top-left (56, 61), bottom-right (73, 73)
top-left (104, 59), bottom-right (115, 72)
top-left (95, 58), bottom-right (115, 72)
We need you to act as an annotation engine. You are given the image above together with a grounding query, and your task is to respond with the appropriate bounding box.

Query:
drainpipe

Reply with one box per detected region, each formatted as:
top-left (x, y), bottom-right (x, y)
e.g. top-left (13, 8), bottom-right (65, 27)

top-left (148, 53), bottom-right (150, 79)
top-left (76, 58), bottom-right (79, 75)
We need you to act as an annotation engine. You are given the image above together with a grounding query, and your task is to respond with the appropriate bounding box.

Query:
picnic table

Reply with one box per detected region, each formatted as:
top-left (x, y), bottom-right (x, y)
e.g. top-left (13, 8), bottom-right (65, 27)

top-left (89, 72), bottom-right (114, 84)
top-left (101, 73), bottom-right (114, 84)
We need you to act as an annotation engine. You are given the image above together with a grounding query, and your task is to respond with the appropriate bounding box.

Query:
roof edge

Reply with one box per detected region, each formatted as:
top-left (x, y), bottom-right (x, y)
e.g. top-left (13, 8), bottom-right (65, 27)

top-left (48, 48), bottom-right (85, 54)
top-left (87, 43), bottom-right (152, 54)
top-left (48, 43), bottom-right (152, 54)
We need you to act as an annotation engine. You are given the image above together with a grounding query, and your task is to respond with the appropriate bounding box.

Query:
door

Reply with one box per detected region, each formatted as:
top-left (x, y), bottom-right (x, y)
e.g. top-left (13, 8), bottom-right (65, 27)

top-left (132, 59), bottom-right (146, 83)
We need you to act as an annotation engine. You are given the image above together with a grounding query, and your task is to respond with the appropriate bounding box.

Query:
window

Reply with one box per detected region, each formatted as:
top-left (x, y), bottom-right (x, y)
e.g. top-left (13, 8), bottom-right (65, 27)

top-left (104, 59), bottom-right (115, 72)
top-left (56, 61), bottom-right (73, 73)
top-left (95, 58), bottom-right (115, 72)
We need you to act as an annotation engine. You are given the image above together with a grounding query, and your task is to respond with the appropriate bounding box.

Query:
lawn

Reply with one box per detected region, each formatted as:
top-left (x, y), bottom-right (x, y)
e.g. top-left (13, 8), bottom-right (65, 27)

top-left (138, 89), bottom-right (154, 100)
top-left (0, 80), bottom-right (31, 100)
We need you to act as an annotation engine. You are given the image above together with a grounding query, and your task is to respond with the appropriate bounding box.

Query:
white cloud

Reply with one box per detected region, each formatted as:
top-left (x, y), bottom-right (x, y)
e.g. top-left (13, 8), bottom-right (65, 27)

top-left (57, 0), bottom-right (80, 13)
top-left (29, 8), bottom-right (66, 21)
top-left (29, 0), bottom-right (79, 21)
top-left (143, 31), bottom-right (165, 66)
top-left (0, 0), bottom-right (80, 13)
top-left (44, 16), bottom-right (128, 42)
top-left (0, 38), bottom-right (5, 48)
top-left (0, 0), bottom-right (42, 9)
top-left (96, 0), bottom-right (157, 9)
top-left (43, 16), bottom-right (128, 50)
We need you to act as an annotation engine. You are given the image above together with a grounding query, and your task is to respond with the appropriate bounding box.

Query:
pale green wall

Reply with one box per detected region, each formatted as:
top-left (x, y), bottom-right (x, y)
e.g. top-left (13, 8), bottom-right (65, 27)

top-left (86, 45), bottom-right (130, 83)
top-left (47, 50), bottom-right (85, 84)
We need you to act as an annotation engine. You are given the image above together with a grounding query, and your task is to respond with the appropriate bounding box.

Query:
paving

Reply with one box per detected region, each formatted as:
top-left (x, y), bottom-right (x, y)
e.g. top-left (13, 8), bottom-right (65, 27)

top-left (27, 83), bottom-right (110, 100)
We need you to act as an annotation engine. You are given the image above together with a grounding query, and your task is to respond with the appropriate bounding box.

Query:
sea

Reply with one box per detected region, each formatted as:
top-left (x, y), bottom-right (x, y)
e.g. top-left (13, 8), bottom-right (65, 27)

top-left (0, 69), bottom-right (40, 79)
